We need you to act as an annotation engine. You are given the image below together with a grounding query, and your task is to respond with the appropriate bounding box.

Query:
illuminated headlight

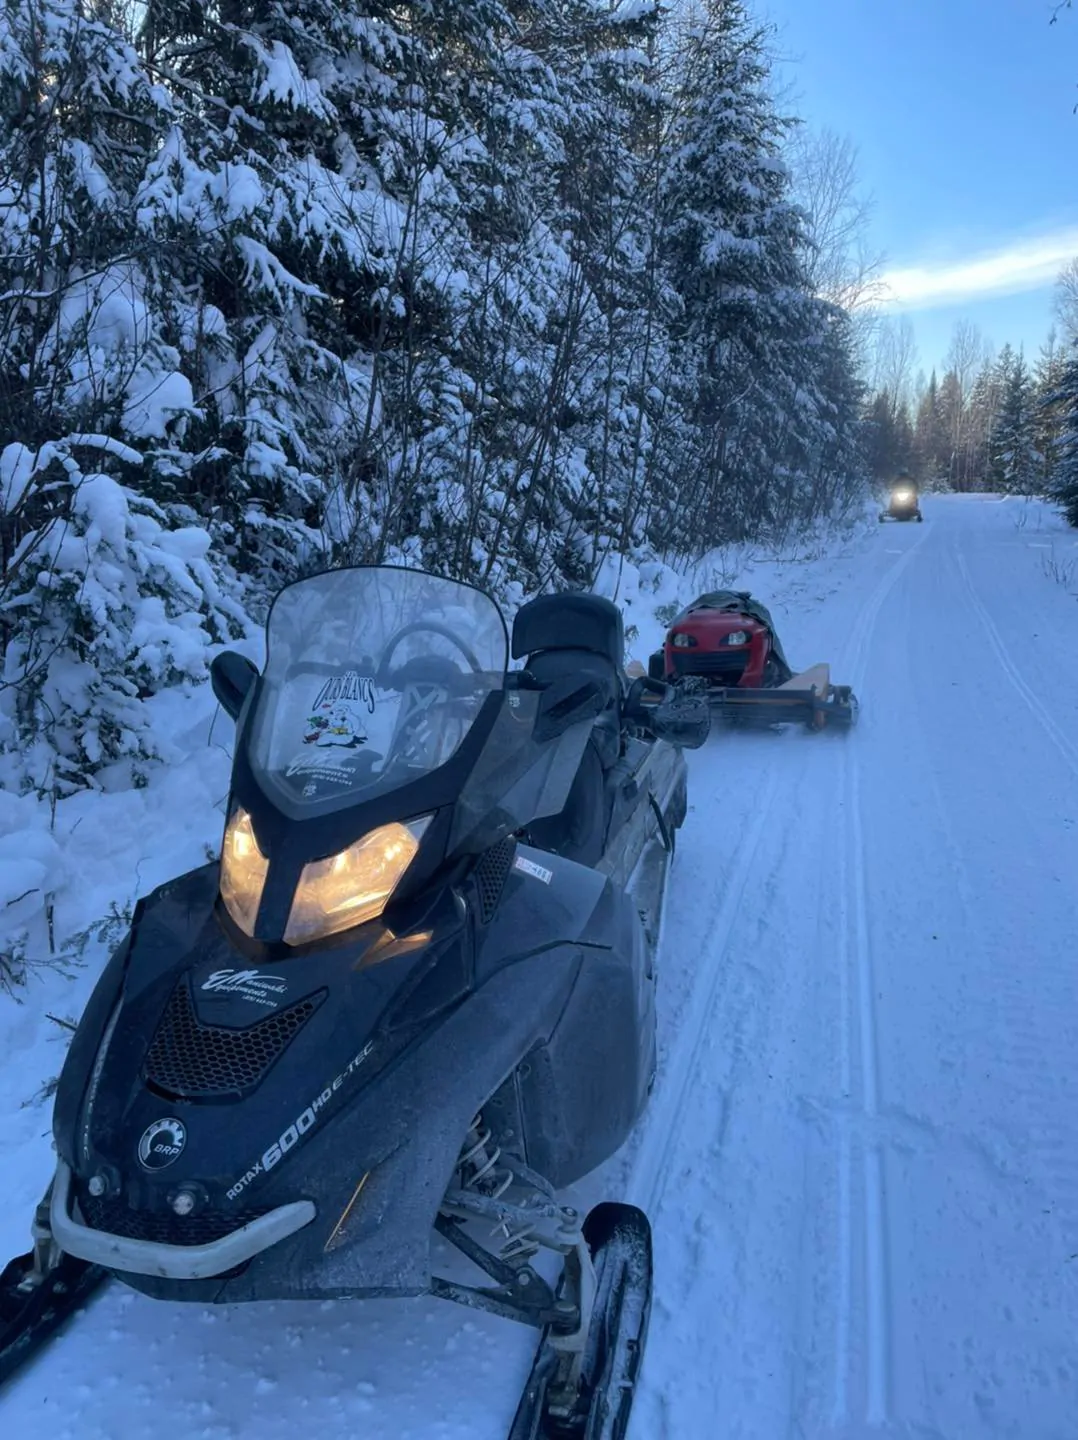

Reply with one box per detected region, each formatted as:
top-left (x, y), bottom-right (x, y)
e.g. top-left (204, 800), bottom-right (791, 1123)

top-left (724, 630), bottom-right (749, 646)
top-left (893, 490), bottom-right (913, 504)
top-left (220, 808), bottom-right (270, 936)
top-left (284, 817), bottom-right (432, 947)
top-left (671, 632), bottom-right (697, 648)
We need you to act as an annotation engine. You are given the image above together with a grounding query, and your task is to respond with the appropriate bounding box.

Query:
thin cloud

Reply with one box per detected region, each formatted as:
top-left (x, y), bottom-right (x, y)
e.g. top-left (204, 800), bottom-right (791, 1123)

top-left (880, 228), bottom-right (1078, 309)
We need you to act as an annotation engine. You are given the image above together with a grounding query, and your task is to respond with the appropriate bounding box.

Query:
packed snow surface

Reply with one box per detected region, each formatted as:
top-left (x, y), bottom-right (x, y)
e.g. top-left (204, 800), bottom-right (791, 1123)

top-left (2, 495), bottom-right (1077, 1438)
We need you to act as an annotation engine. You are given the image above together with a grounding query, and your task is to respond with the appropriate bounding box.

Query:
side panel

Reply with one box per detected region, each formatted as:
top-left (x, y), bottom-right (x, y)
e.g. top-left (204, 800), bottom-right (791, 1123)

top-left (515, 882), bottom-right (654, 1188)
top-left (470, 833), bottom-right (661, 1191)
top-left (600, 739), bottom-right (685, 894)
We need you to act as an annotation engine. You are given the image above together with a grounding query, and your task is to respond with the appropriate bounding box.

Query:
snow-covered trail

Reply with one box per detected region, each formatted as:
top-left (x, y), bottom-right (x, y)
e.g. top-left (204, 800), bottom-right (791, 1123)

top-left (4, 496), bottom-right (1078, 1439)
top-left (629, 495), bottom-right (1078, 1440)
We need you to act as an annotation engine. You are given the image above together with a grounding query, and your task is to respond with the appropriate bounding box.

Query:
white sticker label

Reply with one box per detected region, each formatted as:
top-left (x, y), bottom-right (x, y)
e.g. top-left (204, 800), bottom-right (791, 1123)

top-left (304, 671), bottom-right (376, 748)
top-left (514, 855), bottom-right (553, 884)
top-left (201, 969), bottom-right (287, 1007)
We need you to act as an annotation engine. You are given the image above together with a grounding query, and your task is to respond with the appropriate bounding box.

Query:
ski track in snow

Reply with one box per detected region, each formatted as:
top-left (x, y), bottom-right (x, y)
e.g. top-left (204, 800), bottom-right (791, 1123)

top-left (952, 546), bottom-right (1078, 783)
top-left (5, 498), bottom-right (1078, 1440)
top-left (627, 501), bottom-right (1078, 1440)
top-left (829, 524), bottom-right (930, 1431)
top-left (836, 753), bottom-right (889, 1428)
top-left (628, 761), bottom-right (785, 1219)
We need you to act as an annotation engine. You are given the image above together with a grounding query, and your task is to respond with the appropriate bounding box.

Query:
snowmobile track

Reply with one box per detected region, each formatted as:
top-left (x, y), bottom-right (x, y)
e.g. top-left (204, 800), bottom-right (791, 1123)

top-left (840, 524), bottom-right (930, 697)
top-left (630, 533), bottom-right (929, 1228)
top-left (953, 546), bottom-right (1078, 783)
top-left (834, 750), bottom-right (891, 1428)
top-left (627, 761), bottom-right (785, 1218)
top-left (823, 536), bottom-right (927, 1429)
top-left (630, 538), bottom-right (926, 1226)
top-left (628, 532), bottom-right (925, 1431)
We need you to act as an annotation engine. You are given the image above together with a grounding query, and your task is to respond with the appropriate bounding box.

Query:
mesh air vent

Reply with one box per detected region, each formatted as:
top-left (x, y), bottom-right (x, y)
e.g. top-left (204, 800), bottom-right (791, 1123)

top-left (80, 1192), bottom-right (266, 1247)
top-left (474, 837), bottom-right (516, 924)
top-left (144, 982), bottom-right (322, 1099)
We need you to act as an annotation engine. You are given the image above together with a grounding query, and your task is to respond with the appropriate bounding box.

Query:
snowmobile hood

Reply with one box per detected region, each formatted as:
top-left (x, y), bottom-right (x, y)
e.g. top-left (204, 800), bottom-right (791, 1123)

top-left (50, 841), bottom-right (619, 1302)
top-left (53, 864), bottom-right (468, 1196)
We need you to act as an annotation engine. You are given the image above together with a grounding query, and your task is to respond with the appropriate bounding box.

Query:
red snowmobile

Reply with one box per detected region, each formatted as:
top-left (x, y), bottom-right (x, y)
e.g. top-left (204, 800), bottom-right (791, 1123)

top-left (647, 590), bottom-right (857, 729)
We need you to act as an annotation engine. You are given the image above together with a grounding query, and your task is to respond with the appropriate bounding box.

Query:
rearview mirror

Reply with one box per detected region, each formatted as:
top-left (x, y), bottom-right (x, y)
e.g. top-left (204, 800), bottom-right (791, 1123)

top-left (211, 650), bottom-right (259, 721)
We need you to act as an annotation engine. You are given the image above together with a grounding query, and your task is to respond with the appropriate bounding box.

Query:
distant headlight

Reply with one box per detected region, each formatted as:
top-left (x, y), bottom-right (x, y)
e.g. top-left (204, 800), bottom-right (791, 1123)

top-left (724, 630), bottom-right (749, 646)
top-left (220, 807), bottom-right (269, 936)
top-left (671, 632), bottom-right (697, 648)
top-left (284, 817), bottom-right (432, 947)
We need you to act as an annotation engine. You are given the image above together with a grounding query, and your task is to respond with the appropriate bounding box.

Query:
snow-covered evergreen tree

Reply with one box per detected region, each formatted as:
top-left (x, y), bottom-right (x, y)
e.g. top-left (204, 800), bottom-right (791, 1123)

top-left (862, 390), bottom-right (914, 486)
top-left (914, 373), bottom-right (948, 487)
top-left (0, 0), bottom-right (245, 794)
top-left (988, 347), bottom-right (1041, 495)
top-left (963, 358), bottom-right (1003, 490)
top-left (1, 0), bottom-right (869, 796)
top-left (1047, 350), bottom-right (1078, 526)
top-left (658, 0), bottom-right (862, 548)
top-left (1032, 331), bottom-right (1068, 492)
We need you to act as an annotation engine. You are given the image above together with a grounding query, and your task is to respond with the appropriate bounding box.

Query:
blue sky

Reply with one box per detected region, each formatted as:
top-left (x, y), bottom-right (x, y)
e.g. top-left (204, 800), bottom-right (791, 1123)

top-left (759, 0), bottom-right (1078, 374)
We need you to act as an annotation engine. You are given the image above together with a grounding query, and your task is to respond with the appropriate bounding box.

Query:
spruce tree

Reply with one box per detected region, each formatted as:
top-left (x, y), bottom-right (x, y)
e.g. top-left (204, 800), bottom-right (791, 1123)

top-left (863, 390), bottom-right (913, 485)
top-left (914, 372), bottom-right (948, 487)
top-left (0, 0), bottom-right (244, 794)
top-left (988, 348), bottom-right (1040, 495)
top-left (1048, 351), bottom-right (1078, 526)
top-left (965, 358), bottom-right (1003, 490)
top-left (936, 370), bottom-right (964, 488)
top-left (1033, 331), bottom-right (1068, 492)
top-left (659, 0), bottom-right (862, 546)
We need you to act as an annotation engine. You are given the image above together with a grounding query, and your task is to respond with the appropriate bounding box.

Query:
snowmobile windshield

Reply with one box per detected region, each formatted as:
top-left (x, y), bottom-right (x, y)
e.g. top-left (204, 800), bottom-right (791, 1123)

top-left (248, 567), bottom-right (508, 816)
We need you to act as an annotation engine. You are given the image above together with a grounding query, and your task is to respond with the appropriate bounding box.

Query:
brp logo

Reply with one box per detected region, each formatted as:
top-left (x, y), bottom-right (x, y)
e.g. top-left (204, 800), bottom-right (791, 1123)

top-left (138, 1117), bottom-right (187, 1171)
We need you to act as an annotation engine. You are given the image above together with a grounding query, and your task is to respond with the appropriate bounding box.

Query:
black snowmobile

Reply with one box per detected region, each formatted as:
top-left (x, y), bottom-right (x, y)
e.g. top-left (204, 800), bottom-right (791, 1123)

top-left (879, 477), bottom-right (923, 522)
top-left (0, 566), bottom-right (708, 1438)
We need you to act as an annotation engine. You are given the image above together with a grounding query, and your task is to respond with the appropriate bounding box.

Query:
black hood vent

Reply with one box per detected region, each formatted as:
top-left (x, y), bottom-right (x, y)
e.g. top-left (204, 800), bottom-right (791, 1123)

top-left (474, 837), bottom-right (516, 925)
top-left (144, 981), bottom-right (324, 1100)
top-left (79, 1191), bottom-right (268, 1247)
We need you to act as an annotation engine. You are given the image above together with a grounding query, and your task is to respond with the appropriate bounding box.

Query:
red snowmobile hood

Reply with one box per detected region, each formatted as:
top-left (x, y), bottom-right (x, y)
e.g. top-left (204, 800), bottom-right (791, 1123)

top-left (669, 611), bottom-right (765, 642)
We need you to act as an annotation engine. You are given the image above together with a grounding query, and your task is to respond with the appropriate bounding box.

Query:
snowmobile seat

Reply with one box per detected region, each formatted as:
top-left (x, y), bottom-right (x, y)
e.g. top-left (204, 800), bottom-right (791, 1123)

top-left (513, 594), bottom-right (626, 864)
top-left (512, 594), bottom-right (625, 771)
top-left (512, 592), bottom-right (625, 671)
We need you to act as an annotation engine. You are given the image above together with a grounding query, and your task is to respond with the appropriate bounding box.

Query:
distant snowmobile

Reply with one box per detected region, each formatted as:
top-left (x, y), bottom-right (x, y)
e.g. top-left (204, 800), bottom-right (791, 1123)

top-left (880, 477), bottom-right (923, 522)
top-left (0, 568), bottom-right (711, 1439)
top-left (647, 590), bottom-right (858, 729)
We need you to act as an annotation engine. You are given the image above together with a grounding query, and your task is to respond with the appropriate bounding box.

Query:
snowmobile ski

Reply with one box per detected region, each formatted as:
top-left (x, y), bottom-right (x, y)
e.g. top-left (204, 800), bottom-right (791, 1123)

top-left (0, 1224), bottom-right (107, 1388)
top-left (508, 1203), bottom-right (652, 1440)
